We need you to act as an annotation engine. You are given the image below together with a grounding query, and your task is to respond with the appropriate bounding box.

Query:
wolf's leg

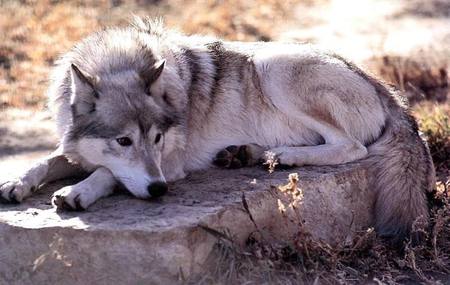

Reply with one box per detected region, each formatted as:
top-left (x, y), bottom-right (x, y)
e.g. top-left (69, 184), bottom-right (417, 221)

top-left (213, 143), bottom-right (266, 168)
top-left (214, 133), bottom-right (367, 168)
top-left (214, 141), bottom-right (366, 168)
top-left (266, 141), bottom-right (367, 167)
top-left (0, 149), bottom-right (86, 203)
top-left (52, 167), bottom-right (116, 211)
top-left (266, 115), bottom-right (369, 166)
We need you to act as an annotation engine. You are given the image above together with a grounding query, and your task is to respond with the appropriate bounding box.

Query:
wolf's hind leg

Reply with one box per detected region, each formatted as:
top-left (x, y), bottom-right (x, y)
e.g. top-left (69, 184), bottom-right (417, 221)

top-left (267, 140), bottom-right (367, 167)
top-left (52, 167), bottom-right (116, 211)
top-left (266, 111), bottom-right (369, 167)
top-left (213, 144), bottom-right (266, 169)
top-left (0, 149), bottom-right (85, 203)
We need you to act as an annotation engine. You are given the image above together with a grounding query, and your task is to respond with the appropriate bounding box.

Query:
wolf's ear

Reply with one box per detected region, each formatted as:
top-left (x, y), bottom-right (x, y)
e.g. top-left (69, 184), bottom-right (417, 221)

top-left (141, 59), bottom-right (165, 92)
top-left (70, 64), bottom-right (98, 117)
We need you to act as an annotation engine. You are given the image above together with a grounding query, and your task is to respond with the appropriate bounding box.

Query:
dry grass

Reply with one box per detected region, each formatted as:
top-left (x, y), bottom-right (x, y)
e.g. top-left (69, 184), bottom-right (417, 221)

top-left (369, 50), bottom-right (449, 104)
top-left (414, 103), bottom-right (450, 175)
top-left (0, 1), bottom-right (101, 107)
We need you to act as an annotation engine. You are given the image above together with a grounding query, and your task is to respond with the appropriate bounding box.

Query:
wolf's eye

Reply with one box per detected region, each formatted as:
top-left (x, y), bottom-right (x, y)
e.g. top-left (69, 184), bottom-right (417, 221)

top-left (154, 133), bottom-right (162, 144)
top-left (116, 137), bottom-right (133, 146)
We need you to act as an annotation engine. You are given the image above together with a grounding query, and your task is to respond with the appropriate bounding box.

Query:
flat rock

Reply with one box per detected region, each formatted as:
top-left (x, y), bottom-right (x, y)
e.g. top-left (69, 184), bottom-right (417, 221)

top-left (0, 152), bottom-right (373, 284)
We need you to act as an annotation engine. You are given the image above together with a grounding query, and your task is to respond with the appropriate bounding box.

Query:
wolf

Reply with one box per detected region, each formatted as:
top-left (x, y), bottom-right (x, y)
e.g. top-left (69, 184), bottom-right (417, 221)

top-left (0, 18), bottom-right (435, 243)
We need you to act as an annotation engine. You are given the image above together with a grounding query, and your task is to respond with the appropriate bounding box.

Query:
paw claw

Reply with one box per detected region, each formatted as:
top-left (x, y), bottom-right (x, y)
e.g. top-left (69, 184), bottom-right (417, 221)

top-left (229, 158), bottom-right (243, 169)
top-left (52, 187), bottom-right (87, 212)
top-left (213, 157), bottom-right (231, 168)
top-left (52, 195), bottom-right (74, 211)
top-left (0, 181), bottom-right (31, 204)
top-left (8, 187), bottom-right (15, 200)
top-left (62, 200), bottom-right (75, 211)
top-left (8, 188), bottom-right (20, 204)
top-left (52, 195), bottom-right (64, 209)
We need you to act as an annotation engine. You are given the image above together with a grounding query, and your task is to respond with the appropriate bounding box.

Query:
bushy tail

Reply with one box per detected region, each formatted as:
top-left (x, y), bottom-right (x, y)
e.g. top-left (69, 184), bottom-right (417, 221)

top-left (367, 110), bottom-right (435, 244)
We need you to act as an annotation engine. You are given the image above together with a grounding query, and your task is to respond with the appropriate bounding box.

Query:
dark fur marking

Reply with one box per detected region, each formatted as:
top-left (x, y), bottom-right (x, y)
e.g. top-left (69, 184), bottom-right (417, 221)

top-left (68, 118), bottom-right (120, 141)
top-left (90, 103), bottom-right (96, 113)
top-left (159, 115), bottom-right (175, 133)
top-left (162, 92), bottom-right (173, 108)
top-left (181, 47), bottom-right (218, 124)
top-left (206, 41), bottom-right (249, 112)
top-left (182, 48), bottom-right (201, 99)
top-left (137, 119), bottom-right (148, 136)
top-left (250, 62), bottom-right (263, 94)
top-left (206, 41), bottom-right (225, 103)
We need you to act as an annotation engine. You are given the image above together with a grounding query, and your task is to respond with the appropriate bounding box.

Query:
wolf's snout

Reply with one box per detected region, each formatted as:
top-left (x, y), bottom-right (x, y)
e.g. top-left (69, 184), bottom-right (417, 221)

top-left (147, 181), bottom-right (168, 197)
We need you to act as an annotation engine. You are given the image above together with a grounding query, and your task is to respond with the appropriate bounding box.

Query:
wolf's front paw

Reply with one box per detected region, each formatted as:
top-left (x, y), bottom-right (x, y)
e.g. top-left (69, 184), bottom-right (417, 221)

top-left (0, 180), bottom-right (35, 203)
top-left (52, 185), bottom-right (91, 211)
top-left (213, 145), bottom-right (251, 169)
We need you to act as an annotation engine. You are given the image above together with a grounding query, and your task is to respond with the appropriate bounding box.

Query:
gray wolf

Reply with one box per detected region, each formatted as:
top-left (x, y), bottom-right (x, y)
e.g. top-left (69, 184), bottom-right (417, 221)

top-left (0, 18), bottom-right (435, 243)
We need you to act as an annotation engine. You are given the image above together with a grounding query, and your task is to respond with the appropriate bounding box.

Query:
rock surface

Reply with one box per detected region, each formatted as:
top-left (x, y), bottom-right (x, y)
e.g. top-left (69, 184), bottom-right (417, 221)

top-left (0, 109), bottom-right (374, 284)
top-left (0, 154), bottom-right (373, 284)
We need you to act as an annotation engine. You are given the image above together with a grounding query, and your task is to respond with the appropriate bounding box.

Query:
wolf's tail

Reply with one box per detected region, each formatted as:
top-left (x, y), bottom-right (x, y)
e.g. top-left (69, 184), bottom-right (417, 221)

top-left (366, 105), bottom-right (435, 243)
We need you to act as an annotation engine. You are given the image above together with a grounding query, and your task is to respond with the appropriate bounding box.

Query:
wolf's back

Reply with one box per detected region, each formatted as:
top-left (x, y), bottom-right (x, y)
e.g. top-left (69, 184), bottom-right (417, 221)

top-left (366, 97), bottom-right (435, 244)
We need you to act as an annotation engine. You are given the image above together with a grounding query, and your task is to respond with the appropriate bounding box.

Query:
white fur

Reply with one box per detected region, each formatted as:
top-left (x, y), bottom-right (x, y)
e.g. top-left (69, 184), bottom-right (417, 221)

top-left (52, 167), bottom-right (115, 209)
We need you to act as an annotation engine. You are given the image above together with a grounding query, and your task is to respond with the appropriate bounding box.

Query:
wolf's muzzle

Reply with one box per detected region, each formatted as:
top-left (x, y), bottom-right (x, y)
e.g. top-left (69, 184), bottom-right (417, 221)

top-left (147, 181), bottom-right (168, 197)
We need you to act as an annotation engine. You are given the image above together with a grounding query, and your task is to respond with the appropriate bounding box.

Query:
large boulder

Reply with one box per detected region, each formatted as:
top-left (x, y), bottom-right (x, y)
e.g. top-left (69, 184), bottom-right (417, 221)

top-left (0, 151), bottom-right (373, 284)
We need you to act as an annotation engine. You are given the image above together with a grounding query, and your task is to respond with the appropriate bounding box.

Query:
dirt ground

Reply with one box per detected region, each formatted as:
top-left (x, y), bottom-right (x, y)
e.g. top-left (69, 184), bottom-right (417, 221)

top-left (0, 0), bottom-right (449, 284)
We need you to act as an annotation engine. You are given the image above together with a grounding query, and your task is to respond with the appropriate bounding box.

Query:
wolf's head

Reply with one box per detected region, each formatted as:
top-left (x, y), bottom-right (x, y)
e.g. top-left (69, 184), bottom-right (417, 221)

top-left (67, 54), bottom-right (184, 199)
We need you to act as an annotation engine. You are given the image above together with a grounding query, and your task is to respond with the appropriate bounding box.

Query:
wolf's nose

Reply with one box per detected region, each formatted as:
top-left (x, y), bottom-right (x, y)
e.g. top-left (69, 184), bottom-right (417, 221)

top-left (147, 181), bottom-right (168, 198)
